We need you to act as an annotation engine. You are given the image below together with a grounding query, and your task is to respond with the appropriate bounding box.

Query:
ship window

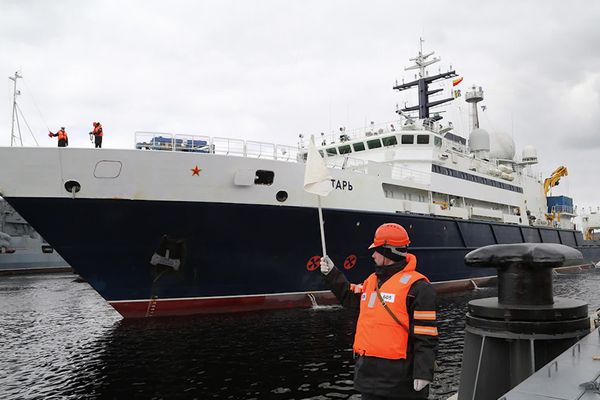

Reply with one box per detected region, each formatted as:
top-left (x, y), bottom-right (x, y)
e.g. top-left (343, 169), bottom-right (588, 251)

top-left (382, 136), bottom-right (398, 147)
top-left (401, 135), bottom-right (414, 144)
top-left (352, 142), bottom-right (366, 152)
top-left (326, 147), bottom-right (338, 156)
top-left (434, 136), bottom-right (442, 147)
top-left (367, 139), bottom-right (382, 149)
top-left (338, 144), bottom-right (352, 154)
top-left (417, 135), bottom-right (430, 144)
top-left (255, 170), bottom-right (274, 185)
top-left (318, 150), bottom-right (325, 157)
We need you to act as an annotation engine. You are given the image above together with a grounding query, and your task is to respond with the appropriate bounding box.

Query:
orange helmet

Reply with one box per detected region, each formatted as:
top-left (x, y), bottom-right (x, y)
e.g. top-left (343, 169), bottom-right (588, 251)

top-left (368, 223), bottom-right (410, 249)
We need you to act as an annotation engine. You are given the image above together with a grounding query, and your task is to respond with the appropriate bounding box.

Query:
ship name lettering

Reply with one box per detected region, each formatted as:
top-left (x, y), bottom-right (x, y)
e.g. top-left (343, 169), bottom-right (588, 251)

top-left (331, 179), bottom-right (353, 191)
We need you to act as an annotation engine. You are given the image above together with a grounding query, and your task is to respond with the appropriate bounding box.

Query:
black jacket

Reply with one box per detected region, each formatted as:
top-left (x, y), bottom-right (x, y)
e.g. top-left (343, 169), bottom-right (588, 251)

top-left (324, 261), bottom-right (438, 399)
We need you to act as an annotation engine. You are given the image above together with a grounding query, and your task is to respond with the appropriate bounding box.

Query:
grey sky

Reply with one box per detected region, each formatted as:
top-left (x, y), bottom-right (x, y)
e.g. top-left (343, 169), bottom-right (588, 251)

top-left (2, 0), bottom-right (599, 207)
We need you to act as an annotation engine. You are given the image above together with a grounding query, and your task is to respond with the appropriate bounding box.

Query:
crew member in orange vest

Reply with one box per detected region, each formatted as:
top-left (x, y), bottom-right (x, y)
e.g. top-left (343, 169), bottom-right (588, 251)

top-left (48, 126), bottom-right (69, 147)
top-left (91, 121), bottom-right (103, 148)
top-left (321, 223), bottom-right (438, 399)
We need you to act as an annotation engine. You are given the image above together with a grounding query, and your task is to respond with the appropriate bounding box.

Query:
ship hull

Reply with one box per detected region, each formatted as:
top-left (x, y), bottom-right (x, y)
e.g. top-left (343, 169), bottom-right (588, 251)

top-left (5, 196), bottom-right (600, 318)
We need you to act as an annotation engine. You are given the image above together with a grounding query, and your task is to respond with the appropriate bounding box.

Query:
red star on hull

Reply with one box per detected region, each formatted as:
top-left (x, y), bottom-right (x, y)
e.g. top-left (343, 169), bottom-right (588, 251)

top-left (191, 166), bottom-right (201, 176)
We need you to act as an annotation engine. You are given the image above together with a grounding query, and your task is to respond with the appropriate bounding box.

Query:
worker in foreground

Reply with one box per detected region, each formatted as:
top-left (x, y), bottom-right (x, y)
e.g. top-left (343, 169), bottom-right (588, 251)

top-left (321, 223), bottom-right (438, 399)
top-left (48, 126), bottom-right (68, 147)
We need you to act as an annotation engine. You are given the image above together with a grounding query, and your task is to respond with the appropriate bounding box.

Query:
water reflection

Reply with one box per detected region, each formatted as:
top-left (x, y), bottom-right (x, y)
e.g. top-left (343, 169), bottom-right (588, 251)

top-left (1, 270), bottom-right (599, 399)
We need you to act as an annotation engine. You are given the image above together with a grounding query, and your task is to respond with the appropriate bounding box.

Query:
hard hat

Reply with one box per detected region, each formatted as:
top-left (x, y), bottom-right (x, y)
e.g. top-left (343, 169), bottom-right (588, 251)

top-left (368, 223), bottom-right (410, 249)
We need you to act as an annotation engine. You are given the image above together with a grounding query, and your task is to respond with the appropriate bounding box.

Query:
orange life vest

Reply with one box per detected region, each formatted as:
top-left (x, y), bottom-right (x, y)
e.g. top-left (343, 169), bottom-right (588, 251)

top-left (352, 253), bottom-right (428, 359)
top-left (93, 124), bottom-right (103, 137)
top-left (58, 130), bottom-right (68, 141)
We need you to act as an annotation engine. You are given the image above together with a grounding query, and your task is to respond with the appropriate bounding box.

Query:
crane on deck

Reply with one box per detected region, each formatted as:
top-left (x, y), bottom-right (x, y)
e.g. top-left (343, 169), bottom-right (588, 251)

top-left (543, 166), bottom-right (568, 196)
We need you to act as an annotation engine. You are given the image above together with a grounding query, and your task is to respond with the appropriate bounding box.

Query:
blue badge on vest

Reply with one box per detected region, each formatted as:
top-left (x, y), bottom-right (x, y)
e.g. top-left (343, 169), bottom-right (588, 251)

top-left (399, 274), bottom-right (411, 284)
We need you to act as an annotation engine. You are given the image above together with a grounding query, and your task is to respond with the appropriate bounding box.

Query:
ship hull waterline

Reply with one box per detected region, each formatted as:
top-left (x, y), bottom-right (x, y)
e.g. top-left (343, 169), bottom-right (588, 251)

top-left (4, 196), bottom-right (600, 318)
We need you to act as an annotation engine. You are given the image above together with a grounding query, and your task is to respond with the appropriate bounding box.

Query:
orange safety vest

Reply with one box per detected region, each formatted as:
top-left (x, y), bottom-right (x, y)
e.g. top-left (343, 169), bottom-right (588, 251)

top-left (352, 253), bottom-right (429, 359)
top-left (93, 124), bottom-right (103, 137)
top-left (58, 130), bottom-right (68, 141)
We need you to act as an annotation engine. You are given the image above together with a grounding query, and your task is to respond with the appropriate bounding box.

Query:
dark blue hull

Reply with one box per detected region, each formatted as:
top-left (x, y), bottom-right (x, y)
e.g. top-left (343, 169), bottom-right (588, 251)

top-left (6, 197), bottom-right (600, 317)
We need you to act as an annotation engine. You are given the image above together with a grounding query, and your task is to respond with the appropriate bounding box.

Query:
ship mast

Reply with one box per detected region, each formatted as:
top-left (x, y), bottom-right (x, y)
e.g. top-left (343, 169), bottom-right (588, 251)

top-left (393, 38), bottom-right (458, 120)
top-left (9, 71), bottom-right (23, 147)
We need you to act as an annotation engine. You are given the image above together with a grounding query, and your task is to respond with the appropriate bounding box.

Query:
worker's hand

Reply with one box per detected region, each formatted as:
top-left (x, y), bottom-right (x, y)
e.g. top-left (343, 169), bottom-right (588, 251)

top-left (48, 132), bottom-right (52, 137)
top-left (320, 255), bottom-right (334, 275)
top-left (413, 379), bottom-right (430, 391)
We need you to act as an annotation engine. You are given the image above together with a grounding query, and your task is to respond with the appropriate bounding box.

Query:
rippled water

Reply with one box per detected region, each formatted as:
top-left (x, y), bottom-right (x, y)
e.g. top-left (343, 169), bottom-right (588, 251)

top-left (1, 270), bottom-right (599, 399)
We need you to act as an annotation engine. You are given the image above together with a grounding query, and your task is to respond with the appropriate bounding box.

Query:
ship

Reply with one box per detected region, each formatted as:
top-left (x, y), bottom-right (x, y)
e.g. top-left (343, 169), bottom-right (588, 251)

top-left (0, 42), bottom-right (599, 317)
top-left (0, 198), bottom-right (70, 274)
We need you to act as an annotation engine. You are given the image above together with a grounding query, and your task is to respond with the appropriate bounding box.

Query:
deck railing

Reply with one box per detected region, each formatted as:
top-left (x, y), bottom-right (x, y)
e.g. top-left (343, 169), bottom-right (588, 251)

top-left (133, 131), bottom-right (426, 182)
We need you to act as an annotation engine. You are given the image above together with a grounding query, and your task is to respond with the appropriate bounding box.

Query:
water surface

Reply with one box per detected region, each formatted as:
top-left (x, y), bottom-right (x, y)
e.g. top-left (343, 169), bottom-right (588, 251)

top-left (1, 270), bottom-right (599, 399)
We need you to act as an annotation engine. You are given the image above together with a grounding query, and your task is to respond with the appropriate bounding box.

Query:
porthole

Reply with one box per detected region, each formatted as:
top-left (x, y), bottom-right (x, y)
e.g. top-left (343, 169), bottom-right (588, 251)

top-left (276, 190), bottom-right (288, 202)
top-left (64, 180), bottom-right (81, 193)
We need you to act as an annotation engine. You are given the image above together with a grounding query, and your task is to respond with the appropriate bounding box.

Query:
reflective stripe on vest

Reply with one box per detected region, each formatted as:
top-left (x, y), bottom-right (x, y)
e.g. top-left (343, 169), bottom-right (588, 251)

top-left (352, 253), bottom-right (428, 360)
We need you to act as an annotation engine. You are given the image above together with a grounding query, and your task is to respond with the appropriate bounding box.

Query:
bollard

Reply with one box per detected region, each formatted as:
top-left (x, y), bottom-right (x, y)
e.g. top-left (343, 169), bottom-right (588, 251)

top-left (457, 243), bottom-right (590, 400)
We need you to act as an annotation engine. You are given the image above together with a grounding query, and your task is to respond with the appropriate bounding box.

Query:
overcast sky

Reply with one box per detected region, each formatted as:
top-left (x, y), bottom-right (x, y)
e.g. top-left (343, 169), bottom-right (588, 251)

top-left (1, 0), bottom-right (599, 208)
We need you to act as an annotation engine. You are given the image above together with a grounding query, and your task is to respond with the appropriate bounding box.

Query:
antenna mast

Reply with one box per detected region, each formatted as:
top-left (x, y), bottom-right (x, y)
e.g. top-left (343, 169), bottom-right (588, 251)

top-left (9, 71), bottom-right (23, 147)
top-left (393, 38), bottom-right (458, 120)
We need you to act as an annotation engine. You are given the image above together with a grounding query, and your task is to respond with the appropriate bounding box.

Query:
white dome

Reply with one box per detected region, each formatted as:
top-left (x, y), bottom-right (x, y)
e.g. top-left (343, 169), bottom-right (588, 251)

top-left (468, 128), bottom-right (490, 152)
top-left (489, 131), bottom-right (515, 160)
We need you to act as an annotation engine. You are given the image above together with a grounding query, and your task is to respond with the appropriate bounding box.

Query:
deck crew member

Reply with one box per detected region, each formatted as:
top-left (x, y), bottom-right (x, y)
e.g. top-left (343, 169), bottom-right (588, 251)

top-left (48, 126), bottom-right (69, 147)
top-left (91, 121), bottom-right (103, 148)
top-left (321, 223), bottom-right (438, 400)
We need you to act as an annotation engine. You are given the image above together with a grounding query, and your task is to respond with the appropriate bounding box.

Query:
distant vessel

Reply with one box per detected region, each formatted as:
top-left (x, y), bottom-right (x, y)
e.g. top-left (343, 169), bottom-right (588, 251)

top-left (0, 41), bottom-right (599, 316)
top-left (0, 199), bottom-right (69, 274)
top-left (0, 72), bottom-right (70, 274)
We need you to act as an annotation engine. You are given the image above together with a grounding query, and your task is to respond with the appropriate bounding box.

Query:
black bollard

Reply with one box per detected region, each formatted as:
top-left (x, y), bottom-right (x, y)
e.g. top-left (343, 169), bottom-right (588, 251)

top-left (457, 243), bottom-right (590, 400)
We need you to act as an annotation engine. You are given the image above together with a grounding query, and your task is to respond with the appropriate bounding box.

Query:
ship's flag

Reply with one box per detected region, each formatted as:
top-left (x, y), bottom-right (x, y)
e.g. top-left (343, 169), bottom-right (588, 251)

top-left (303, 135), bottom-right (333, 197)
top-left (452, 77), bottom-right (463, 87)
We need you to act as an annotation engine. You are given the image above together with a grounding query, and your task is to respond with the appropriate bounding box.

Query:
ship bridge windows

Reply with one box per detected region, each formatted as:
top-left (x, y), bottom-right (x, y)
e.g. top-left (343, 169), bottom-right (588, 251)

top-left (382, 135), bottom-right (398, 147)
top-left (401, 135), bottom-right (414, 144)
top-left (417, 134), bottom-right (430, 145)
top-left (367, 139), bottom-right (382, 149)
top-left (352, 142), bottom-right (366, 152)
top-left (338, 144), bottom-right (352, 154)
top-left (326, 147), bottom-right (338, 156)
